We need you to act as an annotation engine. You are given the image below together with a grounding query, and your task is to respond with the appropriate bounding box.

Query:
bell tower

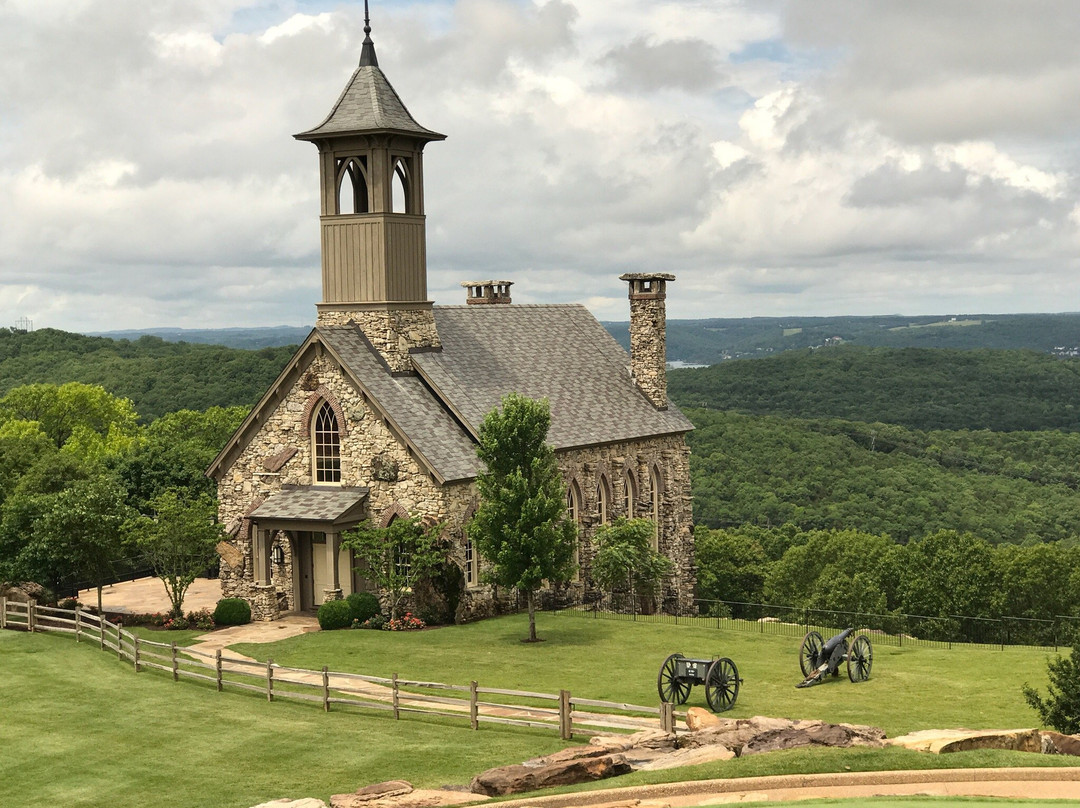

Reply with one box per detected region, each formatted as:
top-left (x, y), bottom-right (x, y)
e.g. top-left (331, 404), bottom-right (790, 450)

top-left (295, 2), bottom-right (446, 371)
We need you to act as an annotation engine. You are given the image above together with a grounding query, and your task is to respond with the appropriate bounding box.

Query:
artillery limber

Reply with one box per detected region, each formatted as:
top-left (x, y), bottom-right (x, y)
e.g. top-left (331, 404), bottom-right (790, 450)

top-left (657, 653), bottom-right (741, 712)
top-left (796, 627), bottom-right (873, 688)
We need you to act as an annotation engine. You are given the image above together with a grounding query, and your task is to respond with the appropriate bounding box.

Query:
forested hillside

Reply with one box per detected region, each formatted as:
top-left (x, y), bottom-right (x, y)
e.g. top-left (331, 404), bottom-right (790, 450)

top-left (669, 345), bottom-right (1080, 431)
top-left (0, 328), bottom-right (294, 421)
top-left (607, 311), bottom-right (1080, 365)
top-left (687, 409), bottom-right (1080, 543)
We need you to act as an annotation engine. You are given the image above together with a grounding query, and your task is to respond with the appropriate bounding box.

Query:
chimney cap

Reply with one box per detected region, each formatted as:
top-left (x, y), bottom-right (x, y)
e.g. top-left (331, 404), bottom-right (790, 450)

top-left (460, 280), bottom-right (514, 287)
top-left (619, 273), bottom-right (675, 282)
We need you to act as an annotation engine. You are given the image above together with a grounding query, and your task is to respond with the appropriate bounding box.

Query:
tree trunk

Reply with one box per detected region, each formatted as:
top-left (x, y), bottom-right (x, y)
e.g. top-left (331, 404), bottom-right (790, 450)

top-left (527, 589), bottom-right (537, 642)
top-left (96, 585), bottom-right (103, 615)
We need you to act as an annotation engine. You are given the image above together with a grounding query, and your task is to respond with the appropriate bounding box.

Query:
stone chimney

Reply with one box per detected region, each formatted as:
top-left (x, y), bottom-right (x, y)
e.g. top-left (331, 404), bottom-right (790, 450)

top-left (461, 280), bottom-right (513, 305)
top-left (620, 273), bottom-right (674, 409)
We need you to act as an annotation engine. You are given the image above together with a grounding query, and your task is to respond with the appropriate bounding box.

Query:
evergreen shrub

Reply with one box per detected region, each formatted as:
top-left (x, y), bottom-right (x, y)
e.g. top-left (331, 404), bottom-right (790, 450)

top-left (318, 599), bottom-right (353, 631)
top-left (213, 598), bottom-right (251, 626)
top-left (346, 591), bottom-right (380, 623)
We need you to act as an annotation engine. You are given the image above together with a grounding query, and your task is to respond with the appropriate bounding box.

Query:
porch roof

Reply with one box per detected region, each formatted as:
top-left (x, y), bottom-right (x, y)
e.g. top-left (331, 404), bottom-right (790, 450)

top-left (249, 486), bottom-right (370, 528)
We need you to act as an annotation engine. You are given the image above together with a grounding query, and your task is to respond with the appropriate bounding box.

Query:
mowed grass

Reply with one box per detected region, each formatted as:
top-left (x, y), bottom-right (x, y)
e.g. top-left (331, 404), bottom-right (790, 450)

top-left (0, 630), bottom-right (568, 808)
top-left (4, 614), bottom-right (1075, 808)
top-left (234, 611), bottom-right (1056, 737)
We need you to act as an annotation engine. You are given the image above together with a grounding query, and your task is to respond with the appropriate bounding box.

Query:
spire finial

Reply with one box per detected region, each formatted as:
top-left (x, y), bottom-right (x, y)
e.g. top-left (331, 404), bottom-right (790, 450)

top-left (360, 0), bottom-right (379, 67)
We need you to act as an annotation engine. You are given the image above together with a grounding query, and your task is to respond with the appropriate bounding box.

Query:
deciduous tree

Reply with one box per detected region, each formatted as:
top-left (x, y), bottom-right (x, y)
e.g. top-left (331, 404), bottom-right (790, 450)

top-left (468, 393), bottom-right (576, 642)
top-left (342, 516), bottom-right (444, 621)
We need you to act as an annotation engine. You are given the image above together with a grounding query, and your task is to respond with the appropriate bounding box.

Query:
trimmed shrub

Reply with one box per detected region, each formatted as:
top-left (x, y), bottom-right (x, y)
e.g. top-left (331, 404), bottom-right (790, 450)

top-left (318, 599), bottom-right (353, 631)
top-left (213, 598), bottom-right (251, 626)
top-left (346, 591), bottom-right (380, 623)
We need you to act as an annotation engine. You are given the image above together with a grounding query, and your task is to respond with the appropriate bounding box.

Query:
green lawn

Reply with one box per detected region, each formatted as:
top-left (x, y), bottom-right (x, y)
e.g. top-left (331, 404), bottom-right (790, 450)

top-left (233, 611), bottom-right (1056, 737)
top-left (0, 630), bottom-right (568, 808)
top-left (2, 614), bottom-right (1073, 808)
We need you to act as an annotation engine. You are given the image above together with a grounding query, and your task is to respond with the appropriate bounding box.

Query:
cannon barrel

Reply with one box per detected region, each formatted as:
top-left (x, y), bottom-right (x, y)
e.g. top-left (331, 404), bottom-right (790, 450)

top-left (819, 627), bottom-right (855, 657)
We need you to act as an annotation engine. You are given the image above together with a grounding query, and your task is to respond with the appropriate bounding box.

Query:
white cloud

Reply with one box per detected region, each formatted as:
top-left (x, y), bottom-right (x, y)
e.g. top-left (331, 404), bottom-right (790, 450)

top-left (0, 0), bottom-right (1078, 333)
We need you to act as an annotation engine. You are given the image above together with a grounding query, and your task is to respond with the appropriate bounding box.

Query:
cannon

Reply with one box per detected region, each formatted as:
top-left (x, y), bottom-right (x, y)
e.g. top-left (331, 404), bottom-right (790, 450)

top-left (657, 653), bottom-right (741, 712)
top-left (796, 627), bottom-right (873, 688)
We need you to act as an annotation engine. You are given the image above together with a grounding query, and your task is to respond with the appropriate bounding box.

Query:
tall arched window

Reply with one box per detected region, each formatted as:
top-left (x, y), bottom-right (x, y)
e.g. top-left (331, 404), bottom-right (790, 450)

top-left (312, 400), bottom-right (341, 483)
top-left (649, 465), bottom-right (663, 552)
top-left (623, 468), bottom-right (637, 518)
top-left (596, 475), bottom-right (610, 527)
top-left (567, 481), bottom-right (582, 581)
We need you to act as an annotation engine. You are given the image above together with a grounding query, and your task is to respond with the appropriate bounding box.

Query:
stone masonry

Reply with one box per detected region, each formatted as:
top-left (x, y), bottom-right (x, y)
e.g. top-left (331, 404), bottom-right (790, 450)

top-left (315, 306), bottom-right (440, 373)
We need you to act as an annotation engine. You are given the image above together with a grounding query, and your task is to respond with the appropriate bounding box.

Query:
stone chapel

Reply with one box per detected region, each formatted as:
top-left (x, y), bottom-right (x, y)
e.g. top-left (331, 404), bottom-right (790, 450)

top-left (206, 14), bottom-right (696, 622)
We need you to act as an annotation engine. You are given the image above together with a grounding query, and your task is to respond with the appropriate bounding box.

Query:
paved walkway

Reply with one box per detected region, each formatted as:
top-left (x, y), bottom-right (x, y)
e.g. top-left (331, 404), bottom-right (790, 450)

top-left (494, 768), bottom-right (1080, 807)
top-left (78, 576), bottom-right (224, 614)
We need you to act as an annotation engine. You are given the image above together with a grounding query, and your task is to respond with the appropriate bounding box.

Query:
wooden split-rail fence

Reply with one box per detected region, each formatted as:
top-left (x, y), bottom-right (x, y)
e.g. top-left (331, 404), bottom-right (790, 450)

top-left (1, 597), bottom-right (682, 739)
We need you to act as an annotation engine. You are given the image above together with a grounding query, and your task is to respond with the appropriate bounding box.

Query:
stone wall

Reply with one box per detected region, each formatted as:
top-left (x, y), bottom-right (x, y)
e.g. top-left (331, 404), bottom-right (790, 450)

top-left (315, 307), bottom-right (440, 372)
top-left (626, 294), bottom-right (668, 409)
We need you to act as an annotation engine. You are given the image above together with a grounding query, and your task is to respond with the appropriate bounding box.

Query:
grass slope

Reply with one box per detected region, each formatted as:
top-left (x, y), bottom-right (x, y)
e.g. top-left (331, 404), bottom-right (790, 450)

top-left (233, 613), bottom-right (1052, 737)
top-left (0, 631), bottom-right (567, 808)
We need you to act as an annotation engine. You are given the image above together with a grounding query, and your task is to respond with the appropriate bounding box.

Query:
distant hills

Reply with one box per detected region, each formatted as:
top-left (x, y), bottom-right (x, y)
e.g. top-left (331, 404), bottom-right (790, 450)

top-left (88, 312), bottom-right (1080, 365)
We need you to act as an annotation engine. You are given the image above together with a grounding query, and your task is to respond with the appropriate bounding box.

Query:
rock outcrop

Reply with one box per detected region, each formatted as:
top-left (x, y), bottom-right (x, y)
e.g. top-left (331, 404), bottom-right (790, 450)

top-left (470, 754), bottom-right (633, 796)
top-left (888, 728), bottom-right (1042, 754)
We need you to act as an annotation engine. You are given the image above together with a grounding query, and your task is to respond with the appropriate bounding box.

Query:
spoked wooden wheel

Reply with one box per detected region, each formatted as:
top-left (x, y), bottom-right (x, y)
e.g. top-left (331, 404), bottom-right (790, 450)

top-left (705, 657), bottom-right (740, 712)
top-left (847, 635), bottom-right (873, 682)
top-left (657, 653), bottom-right (691, 704)
top-left (799, 631), bottom-right (823, 678)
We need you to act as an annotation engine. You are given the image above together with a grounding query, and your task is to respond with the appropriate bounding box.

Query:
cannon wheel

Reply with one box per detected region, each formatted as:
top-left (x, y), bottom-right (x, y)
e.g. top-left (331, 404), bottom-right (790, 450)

top-left (847, 635), bottom-right (873, 682)
top-left (705, 657), bottom-right (740, 712)
top-left (799, 631), bottom-right (824, 678)
top-left (657, 653), bottom-right (691, 705)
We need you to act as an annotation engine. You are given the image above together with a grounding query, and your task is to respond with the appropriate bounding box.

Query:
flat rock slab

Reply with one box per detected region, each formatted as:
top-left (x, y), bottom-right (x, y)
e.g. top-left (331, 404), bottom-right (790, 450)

top-left (633, 744), bottom-right (736, 771)
top-left (888, 728), bottom-right (1042, 754)
top-left (1041, 732), bottom-right (1080, 756)
top-left (471, 754), bottom-right (633, 796)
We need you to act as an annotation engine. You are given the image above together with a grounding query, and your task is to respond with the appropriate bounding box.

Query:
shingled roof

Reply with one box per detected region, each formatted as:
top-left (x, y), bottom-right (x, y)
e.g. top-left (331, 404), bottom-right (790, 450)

top-left (294, 65), bottom-right (446, 142)
top-left (313, 304), bottom-right (693, 483)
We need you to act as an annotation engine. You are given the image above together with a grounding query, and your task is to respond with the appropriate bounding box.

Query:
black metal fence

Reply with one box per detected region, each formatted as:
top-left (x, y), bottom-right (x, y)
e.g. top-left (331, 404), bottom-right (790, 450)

top-left (558, 594), bottom-right (1080, 651)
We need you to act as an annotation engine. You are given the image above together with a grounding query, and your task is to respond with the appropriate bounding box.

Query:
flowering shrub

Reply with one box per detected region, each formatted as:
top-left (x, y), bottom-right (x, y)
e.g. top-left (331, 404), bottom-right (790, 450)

top-left (163, 615), bottom-right (190, 630)
top-left (186, 609), bottom-right (215, 631)
top-left (355, 614), bottom-right (386, 630)
top-left (383, 612), bottom-right (425, 631)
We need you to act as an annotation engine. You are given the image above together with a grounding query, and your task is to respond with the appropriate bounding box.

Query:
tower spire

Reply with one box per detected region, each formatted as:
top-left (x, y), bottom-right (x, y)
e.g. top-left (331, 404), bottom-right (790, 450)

top-left (360, 0), bottom-right (379, 67)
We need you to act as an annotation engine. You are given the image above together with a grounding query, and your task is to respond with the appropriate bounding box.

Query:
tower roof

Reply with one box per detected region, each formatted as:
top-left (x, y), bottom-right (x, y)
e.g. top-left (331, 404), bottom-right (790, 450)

top-left (295, 64), bottom-right (446, 142)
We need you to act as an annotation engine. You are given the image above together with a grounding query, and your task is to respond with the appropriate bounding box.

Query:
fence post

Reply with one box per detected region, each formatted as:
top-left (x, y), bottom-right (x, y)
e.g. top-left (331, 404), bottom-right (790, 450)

top-left (660, 702), bottom-right (674, 733)
top-left (28, 598), bottom-right (36, 632)
top-left (266, 659), bottom-right (274, 703)
top-left (322, 667), bottom-right (330, 712)
top-left (134, 635), bottom-right (141, 672)
top-left (470, 681), bottom-right (479, 730)
top-left (216, 649), bottom-right (223, 692)
top-left (559, 690), bottom-right (572, 740)
top-left (74, 605), bottom-right (81, 642)
top-left (171, 642), bottom-right (179, 682)
top-left (99, 615), bottom-right (106, 651)
top-left (392, 673), bottom-right (400, 720)
top-left (1, 596), bottom-right (6, 630)
top-left (117, 623), bottom-right (124, 661)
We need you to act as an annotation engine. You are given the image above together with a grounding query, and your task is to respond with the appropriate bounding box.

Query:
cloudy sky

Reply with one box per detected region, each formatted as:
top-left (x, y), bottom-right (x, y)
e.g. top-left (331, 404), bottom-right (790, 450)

top-left (1, 0), bottom-right (1078, 332)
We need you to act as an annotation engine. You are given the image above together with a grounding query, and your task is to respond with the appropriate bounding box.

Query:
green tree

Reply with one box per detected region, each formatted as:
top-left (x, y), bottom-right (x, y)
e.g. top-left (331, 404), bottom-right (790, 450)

top-left (1023, 642), bottom-right (1080, 734)
top-left (342, 516), bottom-right (445, 621)
top-left (468, 394), bottom-right (576, 642)
top-left (130, 490), bottom-right (222, 617)
top-left (591, 518), bottom-right (672, 608)
top-left (694, 526), bottom-right (771, 606)
top-left (33, 475), bottom-right (133, 612)
top-left (0, 382), bottom-right (138, 449)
